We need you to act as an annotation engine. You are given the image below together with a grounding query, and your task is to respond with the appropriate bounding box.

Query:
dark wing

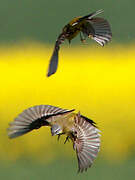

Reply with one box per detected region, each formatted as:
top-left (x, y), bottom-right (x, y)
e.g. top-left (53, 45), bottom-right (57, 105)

top-left (79, 9), bottom-right (104, 21)
top-left (80, 115), bottom-right (97, 127)
top-left (47, 33), bottom-right (66, 77)
top-left (81, 10), bottom-right (112, 46)
top-left (73, 114), bottom-right (101, 173)
top-left (7, 105), bottom-right (74, 139)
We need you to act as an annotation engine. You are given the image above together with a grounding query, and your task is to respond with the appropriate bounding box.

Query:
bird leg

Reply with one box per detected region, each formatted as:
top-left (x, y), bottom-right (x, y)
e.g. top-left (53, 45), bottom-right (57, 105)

top-left (80, 32), bottom-right (86, 43)
top-left (64, 136), bottom-right (70, 144)
top-left (88, 34), bottom-right (93, 39)
top-left (57, 132), bottom-right (64, 141)
top-left (57, 134), bottom-right (61, 141)
top-left (68, 39), bottom-right (71, 44)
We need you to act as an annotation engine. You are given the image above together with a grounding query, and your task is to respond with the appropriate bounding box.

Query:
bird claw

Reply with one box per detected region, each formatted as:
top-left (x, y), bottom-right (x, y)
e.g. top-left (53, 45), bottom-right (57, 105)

top-left (64, 136), bottom-right (70, 144)
top-left (68, 39), bottom-right (71, 44)
top-left (88, 34), bottom-right (93, 38)
top-left (57, 134), bottom-right (61, 141)
top-left (80, 32), bottom-right (86, 44)
top-left (57, 134), bottom-right (70, 144)
top-left (81, 39), bottom-right (86, 43)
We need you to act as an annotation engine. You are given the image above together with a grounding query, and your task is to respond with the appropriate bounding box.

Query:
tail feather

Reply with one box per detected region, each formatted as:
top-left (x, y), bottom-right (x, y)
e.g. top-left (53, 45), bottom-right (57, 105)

top-left (47, 33), bottom-right (66, 77)
top-left (47, 48), bottom-right (59, 77)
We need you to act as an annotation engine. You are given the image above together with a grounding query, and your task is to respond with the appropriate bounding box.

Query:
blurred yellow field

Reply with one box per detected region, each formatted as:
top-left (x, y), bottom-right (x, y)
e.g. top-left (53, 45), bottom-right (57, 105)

top-left (0, 42), bottom-right (135, 163)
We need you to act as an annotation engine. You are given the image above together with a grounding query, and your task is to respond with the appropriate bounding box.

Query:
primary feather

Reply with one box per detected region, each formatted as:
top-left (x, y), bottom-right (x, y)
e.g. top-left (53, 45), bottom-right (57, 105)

top-left (7, 105), bottom-right (74, 138)
top-left (73, 114), bottom-right (101, 172)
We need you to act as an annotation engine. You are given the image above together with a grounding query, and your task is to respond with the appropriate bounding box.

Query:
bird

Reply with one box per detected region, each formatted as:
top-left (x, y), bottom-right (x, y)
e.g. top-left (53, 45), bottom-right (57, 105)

top-left (7, 105), bottom-right (101, 173)
top-left (47, 9), bottom-right (112, 77)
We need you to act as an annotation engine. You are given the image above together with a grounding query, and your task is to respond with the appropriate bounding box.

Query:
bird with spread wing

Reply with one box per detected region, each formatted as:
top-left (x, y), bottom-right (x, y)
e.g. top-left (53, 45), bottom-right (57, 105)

top-left (47, 9), bottom-right (112, 77)
top-left (7, 105), bottom-right (101, 173)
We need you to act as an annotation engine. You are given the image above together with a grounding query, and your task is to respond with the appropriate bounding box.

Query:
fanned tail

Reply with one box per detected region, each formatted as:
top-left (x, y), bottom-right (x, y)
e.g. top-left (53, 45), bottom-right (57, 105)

top-left (47, 33), bottom-right (66, 77)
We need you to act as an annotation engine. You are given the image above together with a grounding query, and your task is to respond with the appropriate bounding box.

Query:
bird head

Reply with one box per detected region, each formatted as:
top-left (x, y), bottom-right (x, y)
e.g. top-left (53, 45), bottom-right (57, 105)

top-left (62, 17), bottom-right (81, 34)
top-left (51, 124), bottom-right (62, 136)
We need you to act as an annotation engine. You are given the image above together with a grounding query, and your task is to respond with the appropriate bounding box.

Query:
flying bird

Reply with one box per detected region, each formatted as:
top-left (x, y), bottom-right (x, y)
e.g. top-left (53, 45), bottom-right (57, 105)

top-left (47, 9), bottom-right (112, 77)
top-left (7, 105), bottom-right (101, 173)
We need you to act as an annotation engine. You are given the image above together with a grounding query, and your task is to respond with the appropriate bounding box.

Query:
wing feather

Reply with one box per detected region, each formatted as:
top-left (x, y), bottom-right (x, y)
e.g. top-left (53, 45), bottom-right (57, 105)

top-left (73, 114), bottom-right (101, 173)
top-left (7, 105), bottom-right (74, 139)
top-left (81, 15), bottom-right (112, 46)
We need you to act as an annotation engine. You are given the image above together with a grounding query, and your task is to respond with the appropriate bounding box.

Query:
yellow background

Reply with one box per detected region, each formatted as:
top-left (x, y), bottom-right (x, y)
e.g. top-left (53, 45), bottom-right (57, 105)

top-left (1, 42), bottom-right (135, 163)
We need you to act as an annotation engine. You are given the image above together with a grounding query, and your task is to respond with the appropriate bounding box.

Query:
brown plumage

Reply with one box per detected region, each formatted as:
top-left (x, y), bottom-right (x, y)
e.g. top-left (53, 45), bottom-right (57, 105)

top-left (47, 9), bottom-right (112, 77)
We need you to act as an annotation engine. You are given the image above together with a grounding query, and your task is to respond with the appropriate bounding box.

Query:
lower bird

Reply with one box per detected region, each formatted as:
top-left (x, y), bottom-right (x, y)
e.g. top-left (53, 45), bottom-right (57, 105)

top-left (47, 9), bottom-right (112, 77)
top-left (7, 105), bottom-right (101, 173)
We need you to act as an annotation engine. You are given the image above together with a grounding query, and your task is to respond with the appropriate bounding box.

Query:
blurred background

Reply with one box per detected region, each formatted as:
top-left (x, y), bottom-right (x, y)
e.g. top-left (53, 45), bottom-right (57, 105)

top-left (0, 0), bottom-right (135, 179)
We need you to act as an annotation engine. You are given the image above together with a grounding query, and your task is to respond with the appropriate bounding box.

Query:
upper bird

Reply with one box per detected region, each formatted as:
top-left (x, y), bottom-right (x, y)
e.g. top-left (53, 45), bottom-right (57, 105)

top-left (7, 105), bottom-right (101, 173)
top-left (47, 9), bottom-right (112, 77)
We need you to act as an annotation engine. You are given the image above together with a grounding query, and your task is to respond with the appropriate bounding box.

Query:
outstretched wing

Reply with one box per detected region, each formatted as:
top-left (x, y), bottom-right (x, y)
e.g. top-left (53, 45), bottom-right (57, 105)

top-left (47, 33), bottom-right (66, 77)
top-left (7, 105), bottom-right (74, 139)
top-left (81, 10), bottom-right (112, 46)
top-left (73, 114), bottom-right (101, 173)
